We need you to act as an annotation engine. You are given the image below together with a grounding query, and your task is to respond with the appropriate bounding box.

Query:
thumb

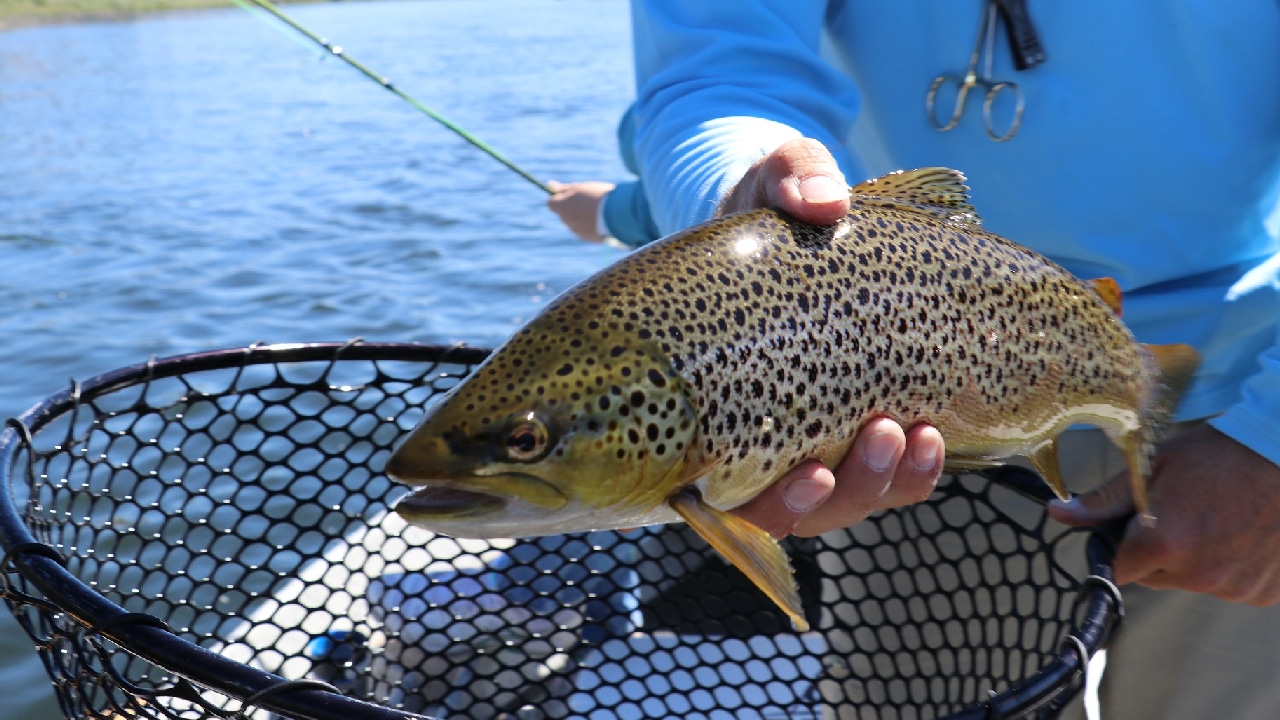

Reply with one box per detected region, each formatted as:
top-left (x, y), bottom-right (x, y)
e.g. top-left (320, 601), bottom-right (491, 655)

top-left (718, 138), bottom-right (849, 225)
top-left (1048, 472), bottom-right (1135, 526)
top-left (763, 138), bottom-right (849, 224)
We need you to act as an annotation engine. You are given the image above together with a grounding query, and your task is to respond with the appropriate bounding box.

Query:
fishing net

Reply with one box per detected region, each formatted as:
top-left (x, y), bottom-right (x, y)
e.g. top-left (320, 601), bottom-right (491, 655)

top-left (0, 341), bottom-right (1122, 720)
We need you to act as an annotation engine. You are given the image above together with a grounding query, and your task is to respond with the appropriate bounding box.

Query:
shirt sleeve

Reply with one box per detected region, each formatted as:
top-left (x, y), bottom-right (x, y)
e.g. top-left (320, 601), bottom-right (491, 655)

top-left (1210, 347), bottom-right (1280, 466)
top-left (630, 0), bottom-right (865, 234)
top-left (601, 180), bottom-right (663, 248)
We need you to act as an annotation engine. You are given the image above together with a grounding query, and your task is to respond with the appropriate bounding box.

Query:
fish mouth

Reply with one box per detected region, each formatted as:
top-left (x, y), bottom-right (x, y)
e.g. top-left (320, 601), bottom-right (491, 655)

top-left (392, 472), bottom-right (569, 523)
top-left (395, 485), bottom-right (508, 520)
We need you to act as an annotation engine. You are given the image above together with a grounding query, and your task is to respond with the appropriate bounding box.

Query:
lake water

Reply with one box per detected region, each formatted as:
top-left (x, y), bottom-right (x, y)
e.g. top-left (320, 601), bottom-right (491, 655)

top-left (0, 2), bottom-right (632, 716)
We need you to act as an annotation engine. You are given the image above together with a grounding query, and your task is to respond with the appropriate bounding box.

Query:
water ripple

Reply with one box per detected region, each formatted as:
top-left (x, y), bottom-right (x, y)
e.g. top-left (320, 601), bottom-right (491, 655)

top-left (0, 5), bottom-right (633, 714)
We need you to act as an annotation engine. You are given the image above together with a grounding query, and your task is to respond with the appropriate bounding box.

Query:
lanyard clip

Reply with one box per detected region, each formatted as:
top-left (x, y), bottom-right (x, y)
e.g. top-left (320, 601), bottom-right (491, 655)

top-left (992, 0), bottom-right (1046, 71)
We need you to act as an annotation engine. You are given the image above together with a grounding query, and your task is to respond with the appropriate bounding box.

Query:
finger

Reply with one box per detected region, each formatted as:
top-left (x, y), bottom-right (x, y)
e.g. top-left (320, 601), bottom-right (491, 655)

top-left (877, 423), bottom-right (945, 509)
top-left (717, 138), bottom-right (849, 224)
top-left (1237, 564), bottom-right (1280, 607)
top-left (1110, 513), bottom-right (1232, 596)
top-left (732, 460), bottom-right (835, 539)
top-left (791, 417), bottom-right (905, 537)
top-left (1116, 521), bottom-right (1280, 605)
top-left (1072, 493), bottom-right (1173, 589)
top-left (759, 138), bottom-right (850, 224)
top-left (1106, 515), bottom-right (1161, 586)
top-left (1047, 471), bottom-right (1135, 526)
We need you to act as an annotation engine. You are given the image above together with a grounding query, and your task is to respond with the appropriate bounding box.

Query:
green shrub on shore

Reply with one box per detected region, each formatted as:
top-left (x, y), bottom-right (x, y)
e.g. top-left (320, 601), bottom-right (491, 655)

top-left (0, 0), bottom-right (310, 28)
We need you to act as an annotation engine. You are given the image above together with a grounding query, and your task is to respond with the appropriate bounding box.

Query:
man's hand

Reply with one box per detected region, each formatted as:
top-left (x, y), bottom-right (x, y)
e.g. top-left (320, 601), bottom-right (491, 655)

top-left (733, 418), bottom-right (946, 538)
top-left (1050, 424), bottom-right (1280, 606)
top-left (719, 139), bottom-right (946, 538)
top-left (547, 180), bottom-right (615, 242)
top-left (716, 138), bottom-right (851, 224)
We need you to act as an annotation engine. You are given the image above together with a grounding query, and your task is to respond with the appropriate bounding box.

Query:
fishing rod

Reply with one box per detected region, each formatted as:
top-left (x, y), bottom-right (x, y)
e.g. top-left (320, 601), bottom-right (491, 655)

top-left (229, 0), bottom-right (553, 195)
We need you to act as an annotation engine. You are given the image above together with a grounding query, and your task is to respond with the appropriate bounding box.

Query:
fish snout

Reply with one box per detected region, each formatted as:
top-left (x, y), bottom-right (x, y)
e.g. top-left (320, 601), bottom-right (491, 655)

top-left (387, 428), bottom-right (512, 523)
top-left (385, 428), bottom-right (455, 486)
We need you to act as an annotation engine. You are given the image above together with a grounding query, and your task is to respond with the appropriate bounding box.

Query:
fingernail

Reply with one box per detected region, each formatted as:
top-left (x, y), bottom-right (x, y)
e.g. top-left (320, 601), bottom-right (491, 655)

top-left (1048, 496), bottom-right (1080, 513)
top-left (863, 431), bottom-right (897, 473)
top-left (798, 175), bottom-right (846, 204)
top-left (784, 478), bottom-right (832, 514)
top-left (911, 438), bottom-right (940, 472)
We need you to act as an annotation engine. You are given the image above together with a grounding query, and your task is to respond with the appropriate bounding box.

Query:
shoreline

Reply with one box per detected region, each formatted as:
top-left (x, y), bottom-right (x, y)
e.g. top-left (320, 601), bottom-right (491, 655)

top-left (0, 0), bottom-right (319, 31)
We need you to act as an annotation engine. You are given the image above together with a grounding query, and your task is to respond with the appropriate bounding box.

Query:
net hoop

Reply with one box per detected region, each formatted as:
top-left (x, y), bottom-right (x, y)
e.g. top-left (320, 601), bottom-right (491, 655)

top-left (0, 341), bottom-right (1124, 720)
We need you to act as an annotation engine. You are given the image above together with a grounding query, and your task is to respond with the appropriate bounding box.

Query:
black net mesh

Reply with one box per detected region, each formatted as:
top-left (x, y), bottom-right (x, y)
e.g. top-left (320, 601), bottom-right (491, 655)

top-left (0, 341), bottom-right (1122, 720)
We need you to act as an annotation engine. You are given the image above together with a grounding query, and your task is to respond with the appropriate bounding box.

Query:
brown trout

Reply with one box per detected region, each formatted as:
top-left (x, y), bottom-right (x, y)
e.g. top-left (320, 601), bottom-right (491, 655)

top-left (387, 168), bottom-right (1198, 631)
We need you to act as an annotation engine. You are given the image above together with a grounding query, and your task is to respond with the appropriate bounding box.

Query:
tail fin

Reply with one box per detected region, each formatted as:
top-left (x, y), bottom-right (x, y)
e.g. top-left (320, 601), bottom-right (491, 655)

top-left (1123, 343), bottom-right (1200, 524)
top-left (1144, 343), bottom-right (1201, 437)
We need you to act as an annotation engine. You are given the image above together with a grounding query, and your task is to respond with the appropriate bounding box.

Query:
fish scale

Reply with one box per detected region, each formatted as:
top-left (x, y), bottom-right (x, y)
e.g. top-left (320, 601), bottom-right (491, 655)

top-left (387, 168), bottom-right (1199, 631)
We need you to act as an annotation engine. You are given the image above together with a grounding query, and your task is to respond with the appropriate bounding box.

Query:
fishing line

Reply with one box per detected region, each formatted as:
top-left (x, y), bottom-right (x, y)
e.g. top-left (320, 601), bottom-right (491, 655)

top-left (229, 0), bottom-right (552, 195)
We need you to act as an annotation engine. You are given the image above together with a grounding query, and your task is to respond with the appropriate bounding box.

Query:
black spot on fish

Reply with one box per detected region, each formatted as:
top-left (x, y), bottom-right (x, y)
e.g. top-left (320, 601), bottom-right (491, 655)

top-left (783, 216), bottom-right (837, 251)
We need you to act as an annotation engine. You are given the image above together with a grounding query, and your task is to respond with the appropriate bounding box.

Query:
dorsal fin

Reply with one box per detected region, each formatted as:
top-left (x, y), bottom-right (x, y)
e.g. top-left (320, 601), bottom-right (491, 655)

top-left (849, 167), bottom-right (982, 226)
top-left (1089, 277), bottom-right (1124, 316)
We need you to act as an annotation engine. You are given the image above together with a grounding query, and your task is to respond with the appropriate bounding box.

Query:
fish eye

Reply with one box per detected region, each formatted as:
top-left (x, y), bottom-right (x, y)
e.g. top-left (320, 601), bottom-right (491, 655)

top-left (504, 413), bottom-right (549, 461)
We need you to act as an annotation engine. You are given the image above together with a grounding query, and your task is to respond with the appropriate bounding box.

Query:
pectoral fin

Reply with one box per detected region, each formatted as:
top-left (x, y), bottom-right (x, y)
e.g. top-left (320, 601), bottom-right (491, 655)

top-left (669, 488), bottom-right (808, 632)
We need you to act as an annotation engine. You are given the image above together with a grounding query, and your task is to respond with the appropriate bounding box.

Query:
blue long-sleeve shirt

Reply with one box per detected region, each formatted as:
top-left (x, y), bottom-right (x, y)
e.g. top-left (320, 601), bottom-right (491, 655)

top-left (630, 0), bottom-right (1280, 465)
top-left (599, 106), bottom-right (662, 247)
top-left (601, 179), bottom-right (660, 247)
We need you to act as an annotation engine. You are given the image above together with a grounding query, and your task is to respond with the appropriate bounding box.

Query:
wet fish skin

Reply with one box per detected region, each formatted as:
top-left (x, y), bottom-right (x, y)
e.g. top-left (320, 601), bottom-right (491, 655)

top-left (387, 168), bottom-right (1198, 631)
